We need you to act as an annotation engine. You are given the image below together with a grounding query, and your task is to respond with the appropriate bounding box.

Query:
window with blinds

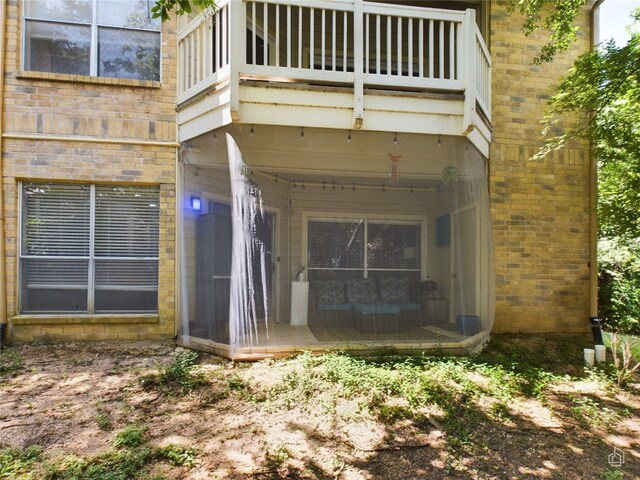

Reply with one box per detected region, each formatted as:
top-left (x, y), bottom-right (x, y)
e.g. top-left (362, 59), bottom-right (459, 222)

top-left (307, 218), bottom-right (421, 279)
top-left (20, 182), bottom-right (160, 314)
top-left (367, 222), bottom-right (421, 271)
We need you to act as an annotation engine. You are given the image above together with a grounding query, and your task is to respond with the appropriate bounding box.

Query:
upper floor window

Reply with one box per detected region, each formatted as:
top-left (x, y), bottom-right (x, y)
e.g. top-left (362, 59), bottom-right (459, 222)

top-left (23, 0), bottom-right (161, 81)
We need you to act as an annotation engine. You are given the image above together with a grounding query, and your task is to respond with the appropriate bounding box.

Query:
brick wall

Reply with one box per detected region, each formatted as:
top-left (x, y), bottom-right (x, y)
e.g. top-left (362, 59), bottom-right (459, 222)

top-left (489, 0), bottom-right (593, 333)
top-left (1, 0), bottom-right (596, 342)
top-left (3, 0), bottom-right (178, 342)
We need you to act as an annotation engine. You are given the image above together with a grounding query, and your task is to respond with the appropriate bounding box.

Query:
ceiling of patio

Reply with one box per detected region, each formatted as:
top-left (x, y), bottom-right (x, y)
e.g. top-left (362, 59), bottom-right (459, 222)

top-left (185, 124), bottom-right (485, 183)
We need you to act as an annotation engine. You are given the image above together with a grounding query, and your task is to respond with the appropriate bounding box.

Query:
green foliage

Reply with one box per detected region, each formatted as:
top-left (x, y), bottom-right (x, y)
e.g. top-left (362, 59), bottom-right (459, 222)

top-left (509, 0), bottom-right (588, 64)
top-left (606, 333), bottom-right (640, 386)
top-left (154, 444), bottom-right (197, 468)
top-left (96, 413), bottom-right (113, 431)
top-left (263, 347), bottom-right (574, 449)
top-left (264, 444), bottom-right (291, 471)
top-left (0, 446), bottom-right (43, 479)
top-left (112, 425), bottom-right (148, 449)
top-left (570, 395), bottom-right (621, 430)
top-left (0, 348), bottom-right (23, 377)
top-left (44, 449), bottom-right (151, 480)
top-left (151, 0), bottom-right (217, 22)
top-left (603, 470), bottom-right (624, 480)
top-left (141, 350), bottom-right (206, 394)
top-left (536, 15), bottom-right (640, 166)
top-left (598, 238), bottom-right (640, 334)
top-left (43, 425), bottom-right (197, 479)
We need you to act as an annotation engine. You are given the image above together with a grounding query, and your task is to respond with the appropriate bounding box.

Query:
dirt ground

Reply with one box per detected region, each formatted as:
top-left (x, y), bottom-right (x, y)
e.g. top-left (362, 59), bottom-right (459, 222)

top-left (0, 338), bottom-right (639, 479)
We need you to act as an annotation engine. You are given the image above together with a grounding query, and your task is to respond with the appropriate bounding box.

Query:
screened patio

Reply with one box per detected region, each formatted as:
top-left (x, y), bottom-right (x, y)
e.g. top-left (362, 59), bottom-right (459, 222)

top-left (178, 125), bottom-right (493, 358)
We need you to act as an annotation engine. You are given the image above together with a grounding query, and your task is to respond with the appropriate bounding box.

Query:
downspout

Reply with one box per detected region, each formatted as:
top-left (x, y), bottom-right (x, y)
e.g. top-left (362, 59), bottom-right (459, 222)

top-left (0, 0), bottom-right (8, 348)
top-left (589, 0), bottom-right (604, 341)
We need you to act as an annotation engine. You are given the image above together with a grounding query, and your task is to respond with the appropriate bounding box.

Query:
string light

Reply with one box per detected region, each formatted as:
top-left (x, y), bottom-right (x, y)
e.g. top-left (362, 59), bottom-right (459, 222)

top-left (300, 127), bottom-right (304, 140)
top-left (393, 132), bottom-right (398, 146)
top-left (437, 134), bottom-right (442, 147)
top-left (212, 131), bottom-right (217, 141)
top-left (250, 125), bottom-right (254, 137)
top-left (347, 130), bottom-right (352, 144)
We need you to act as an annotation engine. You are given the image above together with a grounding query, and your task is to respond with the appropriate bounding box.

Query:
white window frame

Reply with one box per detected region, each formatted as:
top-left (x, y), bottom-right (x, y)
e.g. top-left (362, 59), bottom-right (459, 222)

top-left (22, 0), bottom-right (162, 80)
top-left (19, 182), bottom-right (160, 314)
top-left (303, 211), bottom-right (428, 279)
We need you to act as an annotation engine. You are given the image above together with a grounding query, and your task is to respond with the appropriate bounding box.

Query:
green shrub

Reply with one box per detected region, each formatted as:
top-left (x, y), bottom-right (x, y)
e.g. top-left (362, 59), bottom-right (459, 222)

top-left (140, 350), bottom-right (206, 394)
top-left (598, 237), bottom-right (640, 335)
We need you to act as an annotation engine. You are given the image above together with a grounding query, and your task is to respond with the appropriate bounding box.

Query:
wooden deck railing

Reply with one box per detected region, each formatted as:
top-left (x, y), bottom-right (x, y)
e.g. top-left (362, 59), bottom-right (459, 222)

top-left (177, 0), bottom-right (491, 124)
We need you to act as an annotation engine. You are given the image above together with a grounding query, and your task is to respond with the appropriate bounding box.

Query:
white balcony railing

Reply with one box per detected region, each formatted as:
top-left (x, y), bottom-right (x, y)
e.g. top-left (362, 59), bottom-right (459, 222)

top-left (475, 23), bottom-right (491, 121)
top-left (178, 0), bottom-right (491, 125)
top-left (178, 0), bottom-right (230, 102)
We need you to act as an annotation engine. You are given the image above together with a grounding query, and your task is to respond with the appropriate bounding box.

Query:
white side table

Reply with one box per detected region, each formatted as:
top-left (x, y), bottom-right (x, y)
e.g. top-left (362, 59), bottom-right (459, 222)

top-left (290, 281), bottom-right (309, 326)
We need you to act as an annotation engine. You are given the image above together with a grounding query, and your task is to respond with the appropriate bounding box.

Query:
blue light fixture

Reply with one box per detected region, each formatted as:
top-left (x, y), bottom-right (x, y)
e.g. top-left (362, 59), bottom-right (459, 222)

top-left (191, 195), bottom-right (202, 211)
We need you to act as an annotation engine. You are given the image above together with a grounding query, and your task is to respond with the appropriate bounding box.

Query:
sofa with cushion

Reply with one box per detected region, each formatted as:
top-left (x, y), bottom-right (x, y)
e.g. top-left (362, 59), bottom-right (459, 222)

top-left (308, 277), bottom-right (421, 330)
top-left (308, 279), bottom-right (354, 328)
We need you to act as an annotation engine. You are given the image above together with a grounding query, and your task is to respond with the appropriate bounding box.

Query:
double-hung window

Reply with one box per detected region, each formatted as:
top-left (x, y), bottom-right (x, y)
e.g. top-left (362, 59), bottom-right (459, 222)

top-left (20, 183), bottom-right (160, 314)
top-left (23, 0), bottom-right (161, 81)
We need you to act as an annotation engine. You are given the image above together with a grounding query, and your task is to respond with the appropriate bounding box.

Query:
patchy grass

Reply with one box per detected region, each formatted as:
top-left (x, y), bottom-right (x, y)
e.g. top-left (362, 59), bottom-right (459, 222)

top-left (5, 424), bottom-right (198, 480)
top-left (95, 412), bottom-right (112, 432)
top-left (570, 395), bottom-right (623, 430)
top-left (1, 336), bottom-right (638, 479)
top-left (0, 445), bottom-right (43, 479)
top-left (112, 424), bottom-right (148, 449)
top-left (0, 348), bottom-right (23, 378)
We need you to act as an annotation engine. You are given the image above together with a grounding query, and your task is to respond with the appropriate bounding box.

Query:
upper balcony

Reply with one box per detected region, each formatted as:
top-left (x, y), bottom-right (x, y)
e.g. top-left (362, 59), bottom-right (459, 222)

top-left (177, 0), bottom-right (491, 156)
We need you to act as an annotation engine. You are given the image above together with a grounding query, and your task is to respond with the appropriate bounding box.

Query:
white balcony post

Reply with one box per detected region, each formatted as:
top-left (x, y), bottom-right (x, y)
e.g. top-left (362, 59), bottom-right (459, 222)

top-left (229, 0), bottom-right (246, 121)
top-left (353, 0), bottom-right (364, 128)
top-left (462, 8), bottom-right (476, 134)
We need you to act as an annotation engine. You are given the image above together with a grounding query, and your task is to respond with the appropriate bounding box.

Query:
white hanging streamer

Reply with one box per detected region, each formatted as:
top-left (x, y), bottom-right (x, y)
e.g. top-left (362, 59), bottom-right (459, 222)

top-left (227, 134), bottom-right (269, 350)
